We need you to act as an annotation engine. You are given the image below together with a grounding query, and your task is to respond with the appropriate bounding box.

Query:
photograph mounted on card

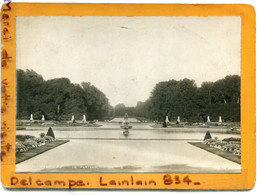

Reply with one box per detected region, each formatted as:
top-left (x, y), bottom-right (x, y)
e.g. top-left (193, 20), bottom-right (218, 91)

top-left (1, 3), bottom-right (255, 190)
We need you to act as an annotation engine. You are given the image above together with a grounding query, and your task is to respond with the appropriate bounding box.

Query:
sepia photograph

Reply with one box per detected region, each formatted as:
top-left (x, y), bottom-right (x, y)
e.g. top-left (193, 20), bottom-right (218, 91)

top-left (15, 16), bottom-right (241, 173)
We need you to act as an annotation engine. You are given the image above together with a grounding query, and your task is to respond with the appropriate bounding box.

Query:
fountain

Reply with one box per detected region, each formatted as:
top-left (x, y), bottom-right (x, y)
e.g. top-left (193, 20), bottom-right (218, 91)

top-left (207, 116), bottom-right (210, 123)
top-left (71, 115), bottom-right (75, 122)
top-left (120, 113), bottom-right (132, 136)
top-left (42, 115), bottom-right (45, 121)
top-left (30, 114), bottom-right (33, 121)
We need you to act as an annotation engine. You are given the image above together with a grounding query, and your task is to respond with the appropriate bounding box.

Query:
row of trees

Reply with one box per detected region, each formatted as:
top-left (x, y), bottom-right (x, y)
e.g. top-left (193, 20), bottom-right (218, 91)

top-left (17, 69), bottom-right (240, 122)
top-left (17, 69), bottom-right (113, 120)
top-left (133, 75), bottom-right (240, 122)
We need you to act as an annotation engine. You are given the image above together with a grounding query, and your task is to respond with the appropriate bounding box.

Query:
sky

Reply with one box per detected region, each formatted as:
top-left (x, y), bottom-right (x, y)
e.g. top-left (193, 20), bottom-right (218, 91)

top-left (16, 16), bottom-right (241, 107)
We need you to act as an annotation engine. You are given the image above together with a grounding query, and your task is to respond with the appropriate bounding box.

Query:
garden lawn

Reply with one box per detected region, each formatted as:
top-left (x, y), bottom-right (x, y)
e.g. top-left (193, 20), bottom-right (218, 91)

top-left (16, 140), bottom-right (69, 164)
top-left (188, 142), bottom-right (241, 164)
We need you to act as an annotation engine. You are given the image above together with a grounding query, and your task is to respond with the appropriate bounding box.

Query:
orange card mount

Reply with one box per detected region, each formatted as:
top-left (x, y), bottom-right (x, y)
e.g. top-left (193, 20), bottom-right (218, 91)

top-left (1, 3), bottom-right (255, 190)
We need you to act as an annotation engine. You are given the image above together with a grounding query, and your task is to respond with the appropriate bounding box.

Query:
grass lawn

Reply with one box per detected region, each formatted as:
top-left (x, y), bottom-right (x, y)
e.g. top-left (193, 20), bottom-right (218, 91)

top-left (188, 142), bottom-right (241, 164)
top-left (16, 140), bottom-right (69, 164)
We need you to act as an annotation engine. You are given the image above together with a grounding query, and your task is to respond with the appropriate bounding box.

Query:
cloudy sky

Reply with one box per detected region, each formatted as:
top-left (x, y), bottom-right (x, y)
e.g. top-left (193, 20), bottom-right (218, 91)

top-left (16, 16), bottom-right (241, 106)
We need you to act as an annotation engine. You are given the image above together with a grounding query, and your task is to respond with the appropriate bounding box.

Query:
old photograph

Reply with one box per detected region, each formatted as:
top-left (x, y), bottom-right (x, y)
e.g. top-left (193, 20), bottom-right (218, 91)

top-left (15, 16), bottom-right (241, 173)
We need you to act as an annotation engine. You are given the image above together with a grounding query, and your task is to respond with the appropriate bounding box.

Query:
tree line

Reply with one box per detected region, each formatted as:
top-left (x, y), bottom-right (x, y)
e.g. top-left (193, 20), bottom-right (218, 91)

top-left (17, 69), bottom-right (240, 122)
top-left (132, 75), bottom-right (240, 122)
top-left (17, 69), bottom-right (113, 121)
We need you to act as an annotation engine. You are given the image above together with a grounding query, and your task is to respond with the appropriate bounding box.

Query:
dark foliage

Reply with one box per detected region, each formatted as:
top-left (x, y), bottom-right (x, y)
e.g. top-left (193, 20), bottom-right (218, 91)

top-left (17, 69), bottom-right (111, 121)
top-left (16, 135), bottom-right (36, 142)
top-left (162, 121), bottom-right (167, 128)
top-left (134, 75), bottom-right (240, 122)
top-left (46, 127), bottom-right (55, 139)
top-left (17, 69), bottom-right (240, 122)
top-left (204, 131), bottom-right (212, 140)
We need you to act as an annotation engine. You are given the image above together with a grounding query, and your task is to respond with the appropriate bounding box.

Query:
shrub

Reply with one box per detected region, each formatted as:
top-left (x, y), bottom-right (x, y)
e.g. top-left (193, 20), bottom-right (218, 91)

top-left (204, 131), bottom-right (212, 140)
top-left (162, 121), bottom-right (167, 127)
top-left (40, 133), bottom-right (45, 138)
top-left (204, 139), bottom-right (216, 144)
top-left (46, 127), bottom-right (55, 139)
top-left (223, 137), bottom-right (241, 142)
top-left (35, 137), bottom-right (45, 144)
top-left (16, 142), bottom-right (28, 153)
top-left (44, 136), bottom-right (54, 142)
top-left (16, 135), bottom-right (36, 142)
top-left (23, 139), bottom-right (38, 149)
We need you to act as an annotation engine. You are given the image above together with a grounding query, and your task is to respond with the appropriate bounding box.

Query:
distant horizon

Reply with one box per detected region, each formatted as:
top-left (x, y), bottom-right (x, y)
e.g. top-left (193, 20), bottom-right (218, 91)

top-left (16, 16), bottom-right (241, 107)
